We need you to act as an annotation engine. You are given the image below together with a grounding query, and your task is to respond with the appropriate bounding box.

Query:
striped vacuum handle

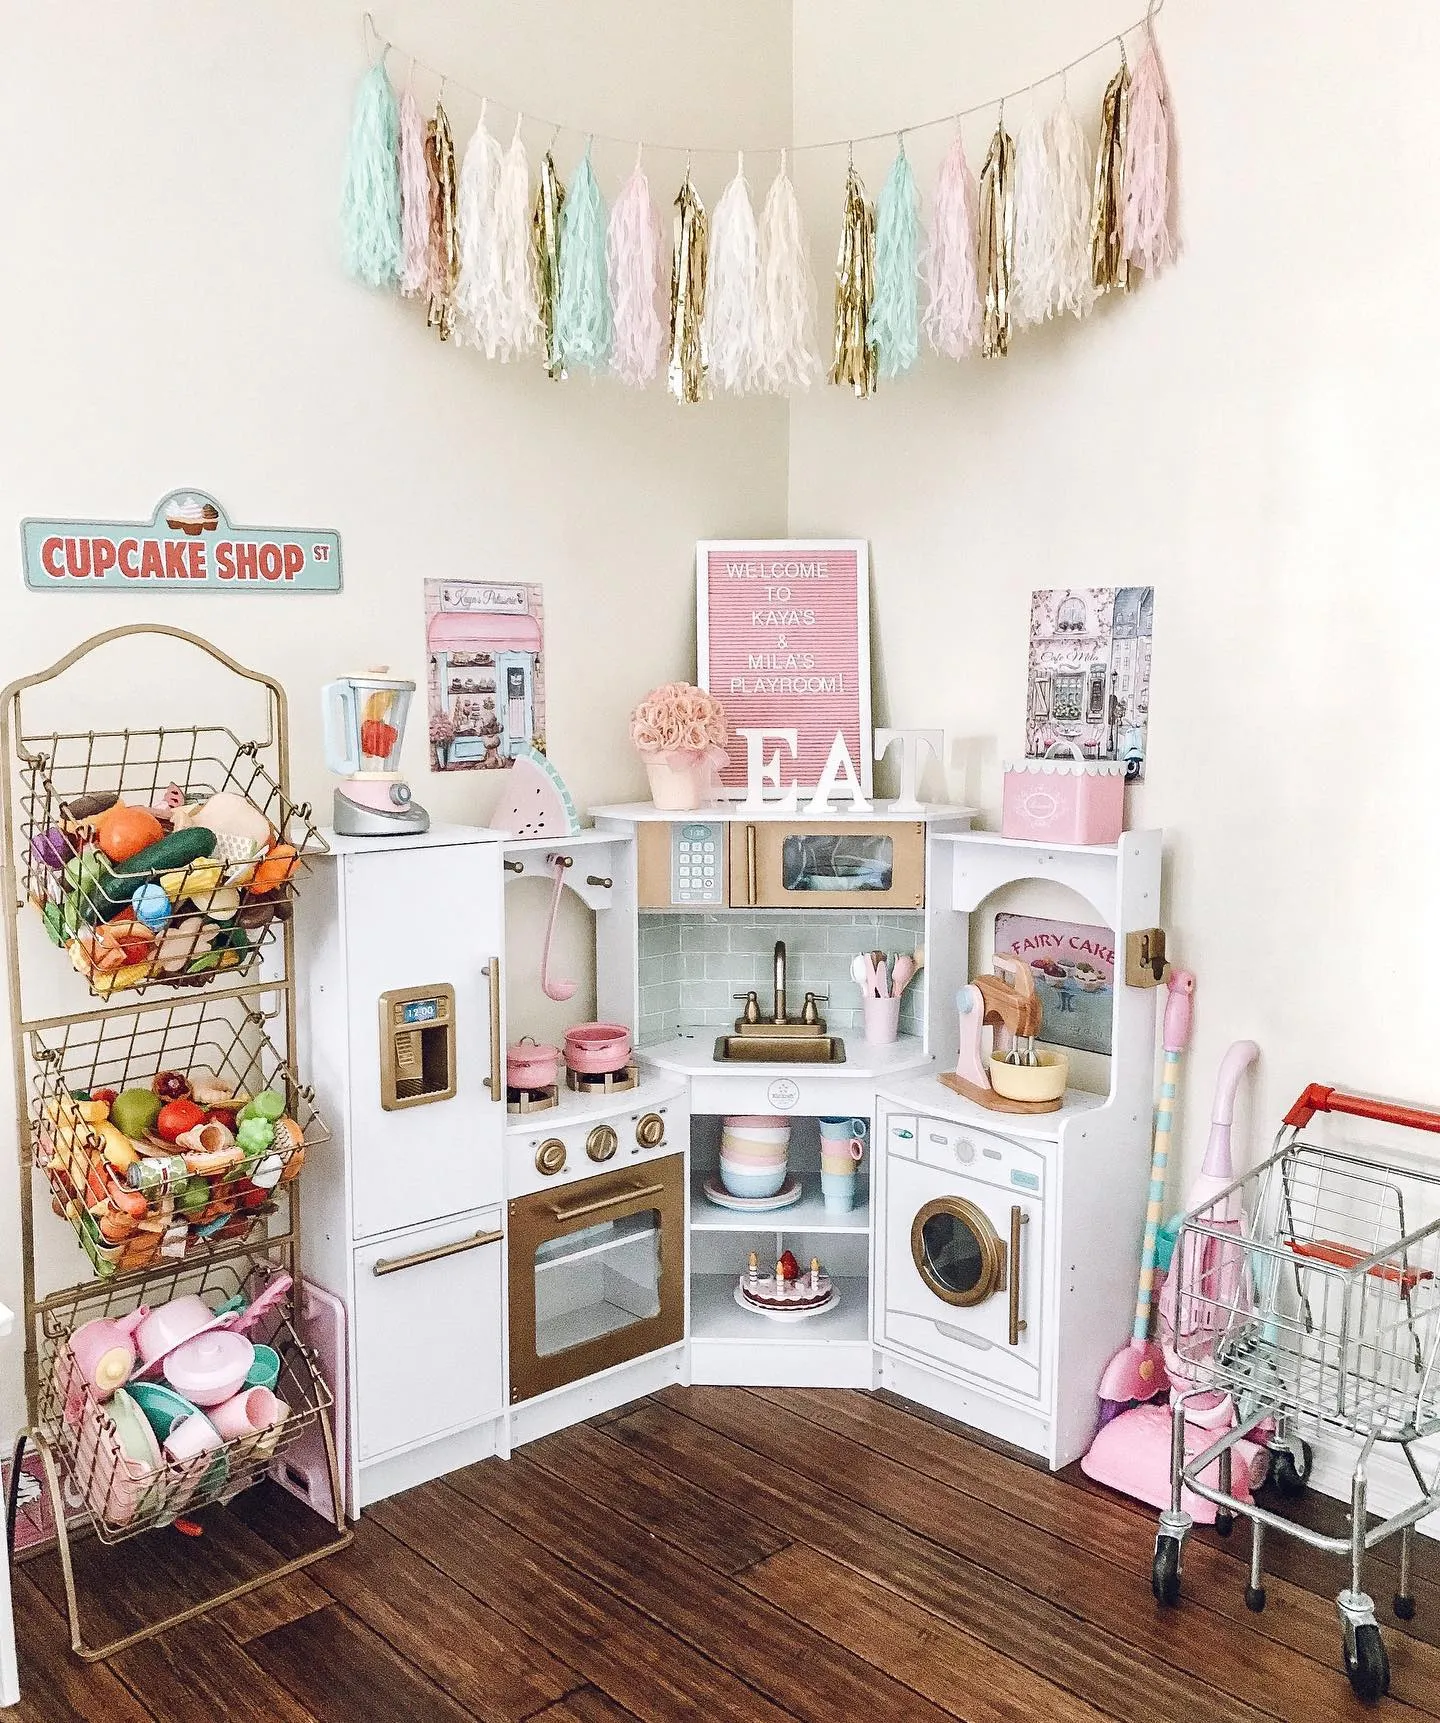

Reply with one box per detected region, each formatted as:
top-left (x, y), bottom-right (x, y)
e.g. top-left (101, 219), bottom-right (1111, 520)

top-left (1132, 1047), bottom-right (1180, 1341)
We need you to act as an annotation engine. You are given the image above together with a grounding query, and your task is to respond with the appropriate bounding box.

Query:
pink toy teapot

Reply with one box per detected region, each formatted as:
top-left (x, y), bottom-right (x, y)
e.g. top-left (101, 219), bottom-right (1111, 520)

top-left (68, 1308), bottom-right (149, 1401)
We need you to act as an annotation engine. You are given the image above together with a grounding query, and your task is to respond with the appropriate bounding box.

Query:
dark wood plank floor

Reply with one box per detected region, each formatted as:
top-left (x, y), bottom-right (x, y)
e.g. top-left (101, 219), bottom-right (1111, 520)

top-left (12, 1387), bottom-right (1440, 1720)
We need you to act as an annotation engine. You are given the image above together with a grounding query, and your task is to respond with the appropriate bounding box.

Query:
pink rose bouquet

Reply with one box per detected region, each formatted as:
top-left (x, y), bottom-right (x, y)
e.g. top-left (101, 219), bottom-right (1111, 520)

top-left (629, 682), bottom-right (729, 774)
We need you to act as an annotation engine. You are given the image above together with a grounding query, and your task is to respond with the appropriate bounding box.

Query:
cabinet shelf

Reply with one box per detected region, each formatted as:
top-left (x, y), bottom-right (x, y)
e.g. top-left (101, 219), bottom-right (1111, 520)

top-left (689, 1168), bottom-right (869, 1234)
top-left (689, 1273), bottom-right (869, 1347)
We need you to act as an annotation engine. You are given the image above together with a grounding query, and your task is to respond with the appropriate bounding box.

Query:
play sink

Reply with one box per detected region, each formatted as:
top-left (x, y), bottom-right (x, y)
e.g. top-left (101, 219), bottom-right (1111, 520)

top-left (712, 1034), bottom-right (847, 1064)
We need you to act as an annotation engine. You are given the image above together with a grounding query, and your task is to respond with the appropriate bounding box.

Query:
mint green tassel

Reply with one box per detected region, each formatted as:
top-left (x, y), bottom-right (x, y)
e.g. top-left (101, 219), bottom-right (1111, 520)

top-left (556, 146), bottom-right (612, 372)
top-left (342, 62), bottom-right (403, 289)
top-left (868, 144), bottom-right (921, 377)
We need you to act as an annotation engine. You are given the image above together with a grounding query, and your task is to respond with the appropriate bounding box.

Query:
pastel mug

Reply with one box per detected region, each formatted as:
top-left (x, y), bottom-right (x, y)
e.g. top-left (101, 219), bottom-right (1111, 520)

top-left (821, 1169), bottom-right (858, 1214)
top-left (163, 1409), bottom-right (223, 1465)
top-left (208, 1386), bottom-right (282, 1441)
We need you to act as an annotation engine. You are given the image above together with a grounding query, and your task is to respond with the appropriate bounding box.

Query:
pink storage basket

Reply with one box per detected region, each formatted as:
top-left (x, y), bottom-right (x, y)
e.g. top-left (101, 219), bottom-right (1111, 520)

top-left (1001, 745), bottom-right (1125, 845)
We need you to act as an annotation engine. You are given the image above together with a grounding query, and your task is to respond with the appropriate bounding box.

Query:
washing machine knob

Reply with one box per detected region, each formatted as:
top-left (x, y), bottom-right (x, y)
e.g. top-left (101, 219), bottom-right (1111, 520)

top-left (953, 1137), bottom-right (976, 1164)
top-left (635, 1112), bottom-right (666, 1149)
top-left (536, 1138), bottom-right (567, 1175)
top-left (587, 1124), bottom-right (619, 1163)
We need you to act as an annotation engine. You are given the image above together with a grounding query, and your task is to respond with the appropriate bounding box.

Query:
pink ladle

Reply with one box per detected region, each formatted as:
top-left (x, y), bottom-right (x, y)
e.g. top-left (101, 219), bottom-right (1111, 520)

top-left (539, 858), bottom-right (577, 1003)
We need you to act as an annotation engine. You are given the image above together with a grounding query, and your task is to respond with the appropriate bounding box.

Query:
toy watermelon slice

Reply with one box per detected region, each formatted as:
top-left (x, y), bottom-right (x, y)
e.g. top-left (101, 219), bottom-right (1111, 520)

top-left (490, 746), bottom-right (580, 839)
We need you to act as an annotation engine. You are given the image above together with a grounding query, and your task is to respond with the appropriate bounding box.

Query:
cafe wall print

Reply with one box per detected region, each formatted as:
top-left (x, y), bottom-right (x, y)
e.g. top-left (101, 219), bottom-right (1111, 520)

top-left (21, 491), bottom-right (343, 593)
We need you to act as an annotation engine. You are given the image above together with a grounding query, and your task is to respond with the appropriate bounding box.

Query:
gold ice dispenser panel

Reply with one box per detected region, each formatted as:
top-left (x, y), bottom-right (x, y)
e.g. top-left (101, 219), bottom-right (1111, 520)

top-left (379, 985), bottom-right (457, 1109)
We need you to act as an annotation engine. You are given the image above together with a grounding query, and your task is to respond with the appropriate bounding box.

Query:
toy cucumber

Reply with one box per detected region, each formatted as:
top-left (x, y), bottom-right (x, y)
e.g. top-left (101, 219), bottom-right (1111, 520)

top-left (90, 827), bottom-right (217, 920)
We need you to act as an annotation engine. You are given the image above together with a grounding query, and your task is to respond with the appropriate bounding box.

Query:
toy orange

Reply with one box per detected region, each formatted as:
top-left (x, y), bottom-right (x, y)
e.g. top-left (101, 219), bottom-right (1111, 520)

top-left (251, 842), bottom-right (300, 894)
top-left (94, 802), bottom-right (165, 864)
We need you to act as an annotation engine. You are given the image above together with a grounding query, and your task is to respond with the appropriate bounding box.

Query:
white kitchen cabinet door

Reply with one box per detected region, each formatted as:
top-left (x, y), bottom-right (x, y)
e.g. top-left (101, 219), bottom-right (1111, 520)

top-left (340, 842), bottom-right (505, 1239)
top-left (353, 1208), bottom-right (506, 1462)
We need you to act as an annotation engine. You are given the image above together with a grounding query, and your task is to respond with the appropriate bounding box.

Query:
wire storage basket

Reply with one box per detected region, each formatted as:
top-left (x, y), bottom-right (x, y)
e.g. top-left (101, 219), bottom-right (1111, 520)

top-left (36, 1256), bottom-right (333, 1545)
top-left (17, 723), bottom-right (324, 1002)
top-left (1167, 1142), bottom-right (1440, 1444)
top-left (29, 995), bottom-right (328, 1279)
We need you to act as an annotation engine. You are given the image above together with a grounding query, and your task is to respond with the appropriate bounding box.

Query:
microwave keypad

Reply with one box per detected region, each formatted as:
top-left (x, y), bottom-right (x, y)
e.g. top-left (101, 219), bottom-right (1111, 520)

top-left (673, 822), bottom-right (723, 905)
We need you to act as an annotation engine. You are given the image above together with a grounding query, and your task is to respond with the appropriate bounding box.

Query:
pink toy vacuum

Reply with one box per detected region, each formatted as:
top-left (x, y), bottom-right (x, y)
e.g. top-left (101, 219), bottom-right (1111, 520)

top-left (1083, 1033), bottom-right (1268, 1523)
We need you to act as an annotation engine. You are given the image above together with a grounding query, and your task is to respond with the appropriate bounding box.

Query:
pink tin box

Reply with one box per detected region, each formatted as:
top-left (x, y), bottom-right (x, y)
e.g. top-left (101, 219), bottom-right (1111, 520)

top-left (1001, 746), bottom-right (1125, 845)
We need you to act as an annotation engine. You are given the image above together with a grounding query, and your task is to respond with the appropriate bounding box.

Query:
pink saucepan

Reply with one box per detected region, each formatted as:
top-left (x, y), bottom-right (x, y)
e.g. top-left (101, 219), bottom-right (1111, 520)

top-left (563, 1022), bottom-right (632, 1075)
top-left (507, 1037), bottom-right (560, 1090)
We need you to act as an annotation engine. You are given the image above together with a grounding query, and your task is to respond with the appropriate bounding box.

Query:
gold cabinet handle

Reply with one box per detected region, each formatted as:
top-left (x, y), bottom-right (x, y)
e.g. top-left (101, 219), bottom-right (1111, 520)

top-left (372, 1227), bottom-right (503, 1277)
top-left (1008, 1205), bottom-right (1029, 1346)
top-left (745, 824), bottom-right (757, 907)
top-left (550, 1181), bottom-right (664, 1223)
top-left (483, 957), bottom-right (502, 1101)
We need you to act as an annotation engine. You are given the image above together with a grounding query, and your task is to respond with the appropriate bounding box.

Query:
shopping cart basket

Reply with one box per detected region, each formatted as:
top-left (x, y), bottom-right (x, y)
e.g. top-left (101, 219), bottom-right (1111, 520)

top-left (1153, 1084), bottom-right (1440, 1704)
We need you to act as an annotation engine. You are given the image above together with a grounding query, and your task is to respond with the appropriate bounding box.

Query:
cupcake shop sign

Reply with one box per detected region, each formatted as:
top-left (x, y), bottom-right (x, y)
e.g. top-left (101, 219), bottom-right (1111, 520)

top-left (21, 490), bottom-right (343, 592)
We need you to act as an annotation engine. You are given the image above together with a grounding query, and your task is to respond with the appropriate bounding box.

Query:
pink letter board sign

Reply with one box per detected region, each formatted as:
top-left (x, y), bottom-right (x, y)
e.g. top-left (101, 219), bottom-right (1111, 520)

top-left (696, 539), bottom-right (871, 795)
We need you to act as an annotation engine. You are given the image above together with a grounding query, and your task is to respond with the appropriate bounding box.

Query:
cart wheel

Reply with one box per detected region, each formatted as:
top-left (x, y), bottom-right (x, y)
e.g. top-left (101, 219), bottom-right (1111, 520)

top-left (1270, 1441), bottom-right (1313, 1498)
top-left (1214, 1509), bottom-right (1235, 1537)
top-left (1394, 1592), bottom-right (1417, 1622)
top-left (1344, 1624), bottom-right (1389, 1703)
top-left (1152, 1535), bottom-right (1182, 1606)
top-left (1245, 1585), bottom-right (1267, 1613)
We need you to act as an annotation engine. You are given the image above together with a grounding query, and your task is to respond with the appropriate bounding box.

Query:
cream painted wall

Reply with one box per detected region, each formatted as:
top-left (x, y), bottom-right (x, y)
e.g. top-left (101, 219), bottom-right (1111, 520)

top-left (790, 0), bottom-right (1440, 1184)
top-left (0, 2), bottom-right (791, 1431)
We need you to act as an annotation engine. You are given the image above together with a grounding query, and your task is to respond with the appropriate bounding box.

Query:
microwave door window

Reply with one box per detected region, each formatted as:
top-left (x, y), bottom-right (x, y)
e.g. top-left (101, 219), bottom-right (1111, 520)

top-left (781, 834), bottom-right (894, 893)
top-left (532, 1211), bottom-right (663, 1358)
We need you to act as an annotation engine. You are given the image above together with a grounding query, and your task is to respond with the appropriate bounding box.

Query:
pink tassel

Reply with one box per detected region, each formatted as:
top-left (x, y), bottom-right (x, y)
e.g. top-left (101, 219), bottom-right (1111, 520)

top-left (398, 89), bottom-right (430, 296)
top-left (923, 130), bottom-right (982, 360)
top-left (608, 157), bottom-right (666, 387)
top-left (1123, 26), bottom-right (1175, 275)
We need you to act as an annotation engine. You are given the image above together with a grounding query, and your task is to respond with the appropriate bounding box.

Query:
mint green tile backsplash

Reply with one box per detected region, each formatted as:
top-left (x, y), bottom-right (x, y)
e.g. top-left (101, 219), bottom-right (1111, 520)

top-left (637, 912), bottom-right (925, 1047)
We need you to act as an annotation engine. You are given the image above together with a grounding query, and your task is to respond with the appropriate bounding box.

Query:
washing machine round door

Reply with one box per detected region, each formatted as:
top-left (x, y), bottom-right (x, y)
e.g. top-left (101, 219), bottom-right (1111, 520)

top-left (911, 1197), bottom-right (1006, 1307)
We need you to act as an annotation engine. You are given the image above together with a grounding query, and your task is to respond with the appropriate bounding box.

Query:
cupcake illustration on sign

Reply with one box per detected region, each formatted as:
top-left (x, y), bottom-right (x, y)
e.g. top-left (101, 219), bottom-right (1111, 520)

top-left (164, 493), bottom-right (221, 536)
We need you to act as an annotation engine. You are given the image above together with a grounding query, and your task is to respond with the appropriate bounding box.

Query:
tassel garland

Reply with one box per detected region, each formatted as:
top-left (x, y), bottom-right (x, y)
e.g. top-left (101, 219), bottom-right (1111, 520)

top-left (867, 144), bottom-right (922, 378)
top-left (398, 89), bottom-right (430, 296)
top-left (668, 171), bottom-right (708, 404)
top-left (703, 156), bottom-right (763, 394)
top-left (1123, 27), bottom-right (1174, 276)
top-left (1012, 99), bottom-right (1096, 325)
top-left (454, 111), bottom-right (503, 348)
top-left (490, 127), bottom-right (539, 360)
top-left (756, 154), bottom-right (819, 392)
top-left (532, 150), bottom-right (567, 378)
top-left (607, 158), bottom-right (666, 387)
top-left (341, 62), bottom-right (403, 289)
top-left (1090, 57), bottom-right (1131, 294)
top-left (424, 102), bottom-right (459, 340)
top-left (978, 116), bottom-right (1015, 358)
top-left (922, 131), bottom-right (982, 360)
top-left (830, 161), bottom-right (876, 397)
top-left (555, 147), bottom-right (612, 372)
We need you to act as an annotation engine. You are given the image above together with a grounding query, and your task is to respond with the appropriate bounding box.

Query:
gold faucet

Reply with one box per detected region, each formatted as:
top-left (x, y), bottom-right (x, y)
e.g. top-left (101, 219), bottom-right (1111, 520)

top-left (732, 940), bottom-right (827, 1036)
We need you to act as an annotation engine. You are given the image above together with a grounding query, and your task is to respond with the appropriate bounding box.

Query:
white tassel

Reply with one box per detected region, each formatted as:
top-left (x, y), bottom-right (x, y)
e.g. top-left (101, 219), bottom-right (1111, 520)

top-left (922, 130), bottom-right (982, 359)
top-left (1011, 111), bottom-right (1059, 328)
top-left (756, 152), bottom-right (819, 393)
top-left (608, 154), bottom-right (666, 387)
top-left (454, 107), bottom-right (503, 349)
top-left (398, 88), bottom-right (430, 297)
top-left (1047, 98), bottom-right (1096, 319)
top-left (489, 120), bottom-right (539, 361)
top-left (1123, 27), bottom-right (1175, 275)
top-left (703, 154), bottom-right (763, 395)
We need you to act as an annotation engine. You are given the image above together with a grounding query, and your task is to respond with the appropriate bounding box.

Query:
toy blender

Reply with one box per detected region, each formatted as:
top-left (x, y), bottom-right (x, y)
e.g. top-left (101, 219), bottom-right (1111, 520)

top-left (321, 669), bottom-right (430, 837)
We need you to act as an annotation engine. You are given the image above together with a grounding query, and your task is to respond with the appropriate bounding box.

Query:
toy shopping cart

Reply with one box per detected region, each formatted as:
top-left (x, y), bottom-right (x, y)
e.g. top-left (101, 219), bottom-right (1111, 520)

top-left (1153, 1084), bottom-right (1440, 1704)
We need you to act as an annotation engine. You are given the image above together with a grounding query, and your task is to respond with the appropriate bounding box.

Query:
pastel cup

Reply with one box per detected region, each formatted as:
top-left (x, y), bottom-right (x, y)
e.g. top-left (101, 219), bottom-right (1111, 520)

top-left (208, 1386), bottom-right (282, 1441)
top-left (162, 1409), bottom-right (223, 1465)
top-left (863, 995), bottom-right (902, 1045)
top-left (245, 1344), bottom-right (282, 1390)
top-left (821, 1169), bottom-right (859, 1214)
top-left (818, 1117), bottom-right (868, 1146)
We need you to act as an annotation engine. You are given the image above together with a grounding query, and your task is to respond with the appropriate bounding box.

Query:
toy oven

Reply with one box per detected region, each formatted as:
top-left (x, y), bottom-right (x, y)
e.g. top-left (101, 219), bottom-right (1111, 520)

top-left (507, 1153), bottom-right (685, 1403)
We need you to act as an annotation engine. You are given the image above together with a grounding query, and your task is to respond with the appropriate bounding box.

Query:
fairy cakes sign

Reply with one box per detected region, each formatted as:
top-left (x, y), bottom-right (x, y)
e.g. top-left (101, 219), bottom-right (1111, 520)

top-left (21, 491), bottom-right (343, 591)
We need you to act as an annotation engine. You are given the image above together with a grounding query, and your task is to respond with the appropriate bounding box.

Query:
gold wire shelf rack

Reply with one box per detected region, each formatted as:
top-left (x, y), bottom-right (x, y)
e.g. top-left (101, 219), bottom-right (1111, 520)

top-left (29, 994), bottom-right (329, 1280)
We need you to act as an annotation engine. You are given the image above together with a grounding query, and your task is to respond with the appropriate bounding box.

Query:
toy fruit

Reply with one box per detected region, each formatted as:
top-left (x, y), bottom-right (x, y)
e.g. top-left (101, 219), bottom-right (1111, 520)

top-left (111, 1088), bottom-right (163, 1139)
top-left (156, 1099), bottom-right (206, 1143)
top-left (30, 827), bottom-right (73, 870)
top-left (97, 1122), bottom-right (139, 1171)
top-left (130, 883), bottom-right (172, 930)
top-left (360, 717), bottom-right (399, 759)
top-left (152, 1071), bottom-right (192, 1102)
top-left (152, 916), bottom-right (216, 975)
top-left (240, 1090), bottom-right (286, 1123)
top-left (43, 898), bottom-right (81, 944)
top-left (178, 1121), bottom-right (240, 1176)
top-left (92, 1087), bottom-right (118, 1107)
top-left (191, 793), bottom-right (273, 850)
top-left (236, 1116), bottom-right (274, 1157)
top-left (159, 860), bottom-right (223, 902)
top-left (777, 1249), bottom-right (800, 1281)
top-left (197, 885), bottom-right (241, 921)
top-left (191, 1077), bottom-right (243, 1111)
top-left (251, 843), bottom-right (300, 894)
top-left (90, 827), bottom-right (217, 921)
top-left (188, 922), bottom-right (249, 973)
top-left (177, 1176), bottom-right (211, 1216)
top-left (95, 803), bottom-right (165, 864)
top-left (61, 790), bottom-right (119, 824)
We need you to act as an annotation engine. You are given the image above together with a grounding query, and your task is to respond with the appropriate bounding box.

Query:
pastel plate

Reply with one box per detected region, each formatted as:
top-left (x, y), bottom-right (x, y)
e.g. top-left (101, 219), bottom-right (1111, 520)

top-left (127, 1379), bottom-right (201, 1442)
top-left (702, 1172), bottom-right (802, 1212)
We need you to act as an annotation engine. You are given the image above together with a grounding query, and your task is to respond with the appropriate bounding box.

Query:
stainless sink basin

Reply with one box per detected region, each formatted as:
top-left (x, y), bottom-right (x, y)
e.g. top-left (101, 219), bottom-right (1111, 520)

top-left (713, 1034), bottom-right (847, 1064)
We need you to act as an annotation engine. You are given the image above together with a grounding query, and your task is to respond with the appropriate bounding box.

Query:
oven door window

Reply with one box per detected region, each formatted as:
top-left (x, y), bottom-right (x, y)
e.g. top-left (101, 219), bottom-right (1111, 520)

top-left (911, 1198), bottom-right (1006, 1308)
top-left (782, 834), bottom-right (894, 893)
top-left (532, 1210), bottom-right (662, 1358)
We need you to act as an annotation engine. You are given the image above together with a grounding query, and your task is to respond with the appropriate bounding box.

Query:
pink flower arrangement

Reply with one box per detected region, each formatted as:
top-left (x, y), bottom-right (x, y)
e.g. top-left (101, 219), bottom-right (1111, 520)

top-left (630, 681), bottom-right (729, 772)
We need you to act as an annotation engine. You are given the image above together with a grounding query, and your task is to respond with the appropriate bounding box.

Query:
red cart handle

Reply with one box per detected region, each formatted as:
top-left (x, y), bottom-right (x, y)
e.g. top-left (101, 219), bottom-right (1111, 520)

top-left (1284, 1084), bottom-right (1440, 1135)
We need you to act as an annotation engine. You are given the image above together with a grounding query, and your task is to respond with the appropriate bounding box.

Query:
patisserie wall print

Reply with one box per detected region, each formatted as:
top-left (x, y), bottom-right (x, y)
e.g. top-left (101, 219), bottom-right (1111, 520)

top-left (20, 491), bottom-right (343, 592)
top-left (424, 578), bottom-right (545, 771)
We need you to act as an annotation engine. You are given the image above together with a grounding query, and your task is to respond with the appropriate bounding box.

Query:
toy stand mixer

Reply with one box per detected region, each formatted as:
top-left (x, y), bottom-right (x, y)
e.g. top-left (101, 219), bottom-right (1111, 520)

top-left (939, 953), bottom-right (1069, 1114)
top-left (322, 670), bottom-right (430, 837)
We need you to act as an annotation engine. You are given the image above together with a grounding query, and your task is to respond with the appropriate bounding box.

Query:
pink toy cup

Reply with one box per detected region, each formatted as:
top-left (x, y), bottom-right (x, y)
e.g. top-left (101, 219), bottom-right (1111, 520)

top-left (208, 1386), bottom-right (282, 1441)
top-left (862, 996), bottom-right (901, 1045)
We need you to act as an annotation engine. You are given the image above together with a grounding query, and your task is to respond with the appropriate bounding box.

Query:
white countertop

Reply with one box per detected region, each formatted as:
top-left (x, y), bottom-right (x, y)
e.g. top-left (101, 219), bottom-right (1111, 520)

top-left (318, 823), bottom-right (503, 855)
top-left (592, 801), bottom-right (974, 825)
top-left (505, 1068), bottom-right (687, 1137)
top-left (874, 1068), bottom-right (1108, 1141)
top-left (640, 1029), bottom-right (934, 1082)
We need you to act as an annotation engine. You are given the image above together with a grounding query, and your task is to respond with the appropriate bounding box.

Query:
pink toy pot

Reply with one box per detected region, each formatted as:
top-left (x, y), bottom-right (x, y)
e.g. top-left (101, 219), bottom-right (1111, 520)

top-left (563, 1023), bottom-right (631, 1075)
top-left (507, 1037), bottom-right (559, 1089)
top-left (67, 1308), bottom-right (148, 1400)
top-left (163, 1330), bottom-right (255, 1406)
top-left (1001, 744), bottom-right (1125, 846)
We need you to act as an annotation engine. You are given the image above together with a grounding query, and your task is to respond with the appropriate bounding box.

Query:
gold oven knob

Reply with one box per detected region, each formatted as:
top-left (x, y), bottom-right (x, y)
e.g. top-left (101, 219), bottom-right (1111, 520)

top-left (535, 1138), bottom-right (567, 1176)
top-left (635, 1112), bottom-right (666, 1149)
top-left (586, 1124), bottom-right (619, 1163)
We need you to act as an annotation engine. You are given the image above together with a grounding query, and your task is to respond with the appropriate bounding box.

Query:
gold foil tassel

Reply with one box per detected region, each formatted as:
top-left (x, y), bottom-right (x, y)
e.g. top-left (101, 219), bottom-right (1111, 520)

top-left (425, 100), bottom-right (459, 340)
top-left (830, 157), bottom-right (876, 397)
top-left (978, 113), bottom-right (1014, 357)
top-left (1090, 51), bottom-right (1131, 294)
top-left (668, 169), bottom-right (708, 404)
top-left (532, 150), bottom-right (567, 378)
